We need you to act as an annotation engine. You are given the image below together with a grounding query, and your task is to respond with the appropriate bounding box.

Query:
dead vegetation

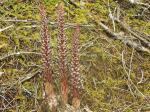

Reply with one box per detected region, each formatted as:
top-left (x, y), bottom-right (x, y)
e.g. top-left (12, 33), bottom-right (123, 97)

top-left (0, 0), bottom-right (150, 112)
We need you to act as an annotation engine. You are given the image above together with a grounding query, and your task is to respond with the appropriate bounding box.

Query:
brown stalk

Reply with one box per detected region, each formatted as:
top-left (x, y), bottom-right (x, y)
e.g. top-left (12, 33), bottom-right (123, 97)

top-left (57, 3), bottom-right (68, 105)
top-left (39, 3), bottom-right (57, 111)
top-left (71, 25), bottom-right (81, 110)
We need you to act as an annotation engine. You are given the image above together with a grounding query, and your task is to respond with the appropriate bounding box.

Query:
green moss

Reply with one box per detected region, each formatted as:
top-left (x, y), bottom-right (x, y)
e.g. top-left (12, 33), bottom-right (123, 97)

top-left (0, 0), bottom-right (150, 111)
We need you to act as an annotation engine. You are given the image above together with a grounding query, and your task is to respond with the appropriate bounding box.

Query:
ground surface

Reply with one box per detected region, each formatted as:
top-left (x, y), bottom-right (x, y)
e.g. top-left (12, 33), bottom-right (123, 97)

top-left (0, 0), bottom-right (150, 112)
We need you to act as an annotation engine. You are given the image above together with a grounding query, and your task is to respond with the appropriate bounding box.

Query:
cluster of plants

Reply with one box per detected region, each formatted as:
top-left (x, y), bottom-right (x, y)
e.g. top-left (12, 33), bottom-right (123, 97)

top-left (0, 0), bottom-right (150, 112)
top-left (39, 2), bottom-right (81, 111)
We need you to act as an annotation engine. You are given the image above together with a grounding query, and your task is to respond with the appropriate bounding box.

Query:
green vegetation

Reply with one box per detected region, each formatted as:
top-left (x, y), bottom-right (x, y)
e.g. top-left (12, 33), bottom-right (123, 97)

top-left (0, 0), bottom-right (150, 111)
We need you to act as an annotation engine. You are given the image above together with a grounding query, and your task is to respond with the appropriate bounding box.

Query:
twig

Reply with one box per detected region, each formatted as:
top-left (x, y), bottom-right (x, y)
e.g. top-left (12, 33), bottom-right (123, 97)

top-left (2, 98), bottom-right (16, 112)
top-left (115, 19), bottom-right (150, 48)
top-left (0, 95), bottom-right (10, 106)
top-left (137, 69), bottom-right (144, 84)
top-left (121, 50), bottom-right (145, 97)
top-left (20, 70), bottom-right (41, 83)
top-left (0, 25), bottom-right (14, 32)
top-left (0, 19), bottom-right (93, 27)
top-left (0, 51), bottom-right (41, 61)
top-left (0, 104), bottom-right (18, 111)
top-left (108, 0), bottom-right (116, 32)
top-left (0, 19), bottom-right (37, 23)
top-left (121, 50), bottom-right (135, 98)
top-left (136, 2), bottom-right (150, 7)
top-left (98, 21), bottom-right (150, 54)
top-left (128, 48), bottom-right (134, 79)
top-left (1, 69), bottom-right (41, 96)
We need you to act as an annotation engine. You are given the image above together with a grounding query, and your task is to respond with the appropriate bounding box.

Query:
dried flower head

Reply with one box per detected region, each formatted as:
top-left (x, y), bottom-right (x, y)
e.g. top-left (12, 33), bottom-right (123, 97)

top-left (57, 3), bottom-right (68, 105)
top-left (39, 3), bottom-right (52, 82)
top-left (39, 3), bottom-right (57, 110)
top-left (71, 25), bottom-right (81, 109)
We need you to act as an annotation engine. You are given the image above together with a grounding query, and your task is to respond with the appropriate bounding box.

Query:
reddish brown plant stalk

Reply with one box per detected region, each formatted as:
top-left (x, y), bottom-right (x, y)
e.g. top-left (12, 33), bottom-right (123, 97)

top-left (57, 3), bottom-right (68, 105)
top-left (71, 25), bottom-right (81, 110)
top-left (39, 3), bottom-right (57, 111)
